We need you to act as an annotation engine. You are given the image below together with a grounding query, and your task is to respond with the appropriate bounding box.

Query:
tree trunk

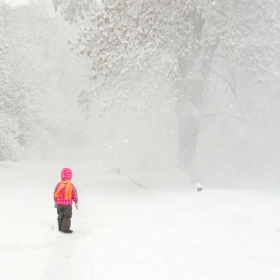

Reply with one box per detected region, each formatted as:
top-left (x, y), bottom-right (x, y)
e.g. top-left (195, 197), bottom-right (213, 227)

top-left (175, 8), bottom-right (219, 179)
top-left (175, 9), bottom-right (205, 179)
top-left (176, 79), bottom-right (203, 179)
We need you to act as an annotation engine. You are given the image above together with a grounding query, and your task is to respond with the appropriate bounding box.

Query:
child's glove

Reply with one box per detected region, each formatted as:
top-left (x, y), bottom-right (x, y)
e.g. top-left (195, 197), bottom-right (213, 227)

top-left (54, 203), bottom-right (58, 208)
top-left (75, 203), bottom-right (78, 209)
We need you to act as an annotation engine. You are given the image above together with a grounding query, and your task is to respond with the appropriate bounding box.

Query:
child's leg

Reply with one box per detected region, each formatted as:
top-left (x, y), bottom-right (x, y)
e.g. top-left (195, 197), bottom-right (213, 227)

top-left (57, 206), bottom-right (64, 231)
top-left (61, 206), bottom-right (72, 231)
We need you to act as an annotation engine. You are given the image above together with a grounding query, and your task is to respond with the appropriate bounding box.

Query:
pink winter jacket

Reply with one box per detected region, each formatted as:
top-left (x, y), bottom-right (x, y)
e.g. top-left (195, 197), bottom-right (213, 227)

top-left (54, 168), bottom-right (78, 206)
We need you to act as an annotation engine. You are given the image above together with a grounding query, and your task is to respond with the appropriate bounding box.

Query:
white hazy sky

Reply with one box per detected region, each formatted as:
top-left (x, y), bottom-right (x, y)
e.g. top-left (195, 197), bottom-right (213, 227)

top-left (9, 0), bottom-right (29, 8)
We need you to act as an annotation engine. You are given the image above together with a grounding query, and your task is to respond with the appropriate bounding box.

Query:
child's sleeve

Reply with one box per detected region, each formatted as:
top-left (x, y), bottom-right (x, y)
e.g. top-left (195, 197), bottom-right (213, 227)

top-left (72, 185), bottom-right (78, 203)
top-left (53, 184), bottom-right (58, 202)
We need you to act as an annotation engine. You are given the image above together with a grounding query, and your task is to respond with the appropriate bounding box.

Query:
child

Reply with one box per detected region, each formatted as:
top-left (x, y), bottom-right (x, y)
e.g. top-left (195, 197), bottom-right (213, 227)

top-left (54, 168), bottom-right (78, 233)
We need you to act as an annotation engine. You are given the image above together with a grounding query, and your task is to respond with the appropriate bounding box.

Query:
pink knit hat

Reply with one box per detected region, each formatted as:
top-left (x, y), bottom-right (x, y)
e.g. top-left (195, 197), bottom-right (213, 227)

top-left (61, 168), bottom-right (72, 181)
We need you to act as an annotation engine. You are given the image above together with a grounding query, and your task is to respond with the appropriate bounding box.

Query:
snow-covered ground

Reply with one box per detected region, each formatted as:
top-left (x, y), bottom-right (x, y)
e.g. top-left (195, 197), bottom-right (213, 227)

top-left (1, 160), bottom-right (280, 280)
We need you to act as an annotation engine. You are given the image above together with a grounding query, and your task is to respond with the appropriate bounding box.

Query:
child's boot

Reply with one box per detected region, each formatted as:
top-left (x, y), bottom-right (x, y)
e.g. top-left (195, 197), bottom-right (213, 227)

top-left (63, 229), bottom-right (73, 233)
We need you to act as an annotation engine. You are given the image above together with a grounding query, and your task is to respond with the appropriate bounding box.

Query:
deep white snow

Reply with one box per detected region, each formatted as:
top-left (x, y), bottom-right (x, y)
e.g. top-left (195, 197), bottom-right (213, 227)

top-left (1, 160), bottom-right (280, 279)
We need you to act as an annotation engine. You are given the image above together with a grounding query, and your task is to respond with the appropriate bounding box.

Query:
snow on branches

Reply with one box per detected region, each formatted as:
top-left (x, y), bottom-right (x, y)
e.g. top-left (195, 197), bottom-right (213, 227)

top-left (55, 0), bottom-right (280, 118)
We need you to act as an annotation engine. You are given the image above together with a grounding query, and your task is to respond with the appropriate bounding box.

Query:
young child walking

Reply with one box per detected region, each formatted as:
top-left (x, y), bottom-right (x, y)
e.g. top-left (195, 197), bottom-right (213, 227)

top-left (54, 168), bottom-right (78, 233)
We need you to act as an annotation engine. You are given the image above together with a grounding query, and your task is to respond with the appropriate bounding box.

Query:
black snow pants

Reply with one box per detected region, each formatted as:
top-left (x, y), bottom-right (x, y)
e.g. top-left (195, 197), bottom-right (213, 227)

top-left (57, 205), bottom-right (72, 231)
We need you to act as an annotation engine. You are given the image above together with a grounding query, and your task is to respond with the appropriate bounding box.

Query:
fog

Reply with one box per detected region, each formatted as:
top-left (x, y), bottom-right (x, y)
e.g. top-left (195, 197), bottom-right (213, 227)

top-left (2, 2), bottom-right (280, 279)
top-left (1, 0), bottom-right (280, 187)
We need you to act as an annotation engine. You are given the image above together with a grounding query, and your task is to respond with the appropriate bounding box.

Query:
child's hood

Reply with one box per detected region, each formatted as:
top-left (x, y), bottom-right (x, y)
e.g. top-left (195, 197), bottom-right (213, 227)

top-left (61, 168), bottom-right (72, 181)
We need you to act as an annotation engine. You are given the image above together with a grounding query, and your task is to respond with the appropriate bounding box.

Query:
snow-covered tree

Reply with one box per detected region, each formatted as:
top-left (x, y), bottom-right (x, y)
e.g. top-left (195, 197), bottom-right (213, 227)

top-left (0, 0), bottom-right (70, 160)
top-left (6, 2), bottom-right (59, 146)
top-left (54, 0), bottom-right (280, 177)
top-left (0, 0), bottom-right (23, 160)
top-left (8, 0), bottom-right (101, 160)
